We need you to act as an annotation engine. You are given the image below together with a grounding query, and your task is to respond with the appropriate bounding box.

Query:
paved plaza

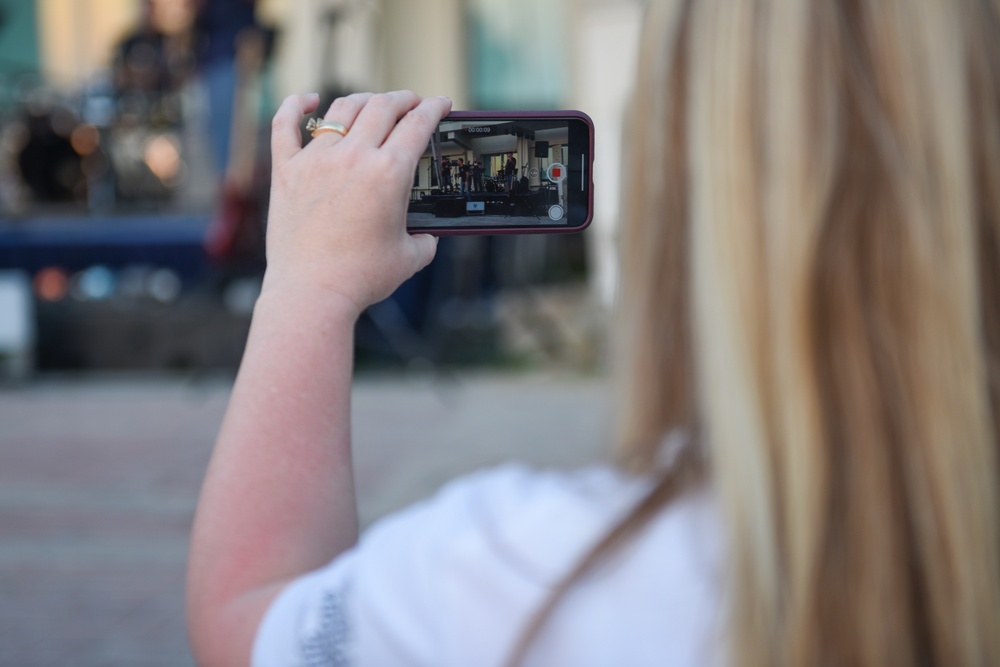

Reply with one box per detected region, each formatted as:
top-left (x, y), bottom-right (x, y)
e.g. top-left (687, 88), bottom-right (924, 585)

top-left (0, 371), bottom-right (608, 666)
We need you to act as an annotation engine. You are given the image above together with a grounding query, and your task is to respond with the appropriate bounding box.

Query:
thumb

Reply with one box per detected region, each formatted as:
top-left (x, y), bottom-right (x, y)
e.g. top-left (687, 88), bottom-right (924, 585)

top-left (407, 234), bottom-right (439, 274)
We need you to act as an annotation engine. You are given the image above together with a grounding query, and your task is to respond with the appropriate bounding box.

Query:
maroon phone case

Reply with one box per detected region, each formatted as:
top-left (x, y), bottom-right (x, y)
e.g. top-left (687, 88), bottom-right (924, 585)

top-left (408, 110), bottom-right (595, 236)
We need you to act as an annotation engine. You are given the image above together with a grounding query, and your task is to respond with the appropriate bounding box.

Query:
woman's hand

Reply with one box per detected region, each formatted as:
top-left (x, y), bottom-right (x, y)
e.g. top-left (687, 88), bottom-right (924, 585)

top-left (187, 91), bottom-right (452, 667)
top-left (262, 91), bottom-right (452, 316)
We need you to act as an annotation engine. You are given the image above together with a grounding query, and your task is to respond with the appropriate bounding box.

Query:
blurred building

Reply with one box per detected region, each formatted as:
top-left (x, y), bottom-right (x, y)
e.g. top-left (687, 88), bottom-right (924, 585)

top-left (265, 0), bottom-right (643, 305)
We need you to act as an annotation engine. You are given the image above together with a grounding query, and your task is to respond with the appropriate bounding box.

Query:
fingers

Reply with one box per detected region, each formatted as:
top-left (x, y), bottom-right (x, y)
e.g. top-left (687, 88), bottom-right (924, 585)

top-left (384, 96), bottom-right (452, 159)
top-left (310, 92), bottom-right (374, 147)
top-left (271, 93), bottom-right (320, 166)
top-left (346, 90), bottom-right (422, 147)
top-left (407, 233), bottom-right (439, 273)
top-left (304, 91), bottom-right (449, 159)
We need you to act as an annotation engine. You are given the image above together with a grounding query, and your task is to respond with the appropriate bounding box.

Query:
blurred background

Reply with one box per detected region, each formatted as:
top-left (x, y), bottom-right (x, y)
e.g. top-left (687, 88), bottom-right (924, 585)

top-left (0, 0), bottom-right (642, 664)
top-left (0, 0), bottom-right (642, 374)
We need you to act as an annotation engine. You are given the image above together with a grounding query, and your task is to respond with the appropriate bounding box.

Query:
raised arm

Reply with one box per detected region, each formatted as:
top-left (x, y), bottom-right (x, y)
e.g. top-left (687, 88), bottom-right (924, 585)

top-left (186, 91), bottom-right (452, 667)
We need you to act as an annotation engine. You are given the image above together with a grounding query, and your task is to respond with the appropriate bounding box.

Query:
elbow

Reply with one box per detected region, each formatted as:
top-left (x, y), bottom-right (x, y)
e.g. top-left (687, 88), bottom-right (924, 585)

top-left (186, 578), bottom-right (284, 667)
top-left (186, 589), bottom-right (238, 667)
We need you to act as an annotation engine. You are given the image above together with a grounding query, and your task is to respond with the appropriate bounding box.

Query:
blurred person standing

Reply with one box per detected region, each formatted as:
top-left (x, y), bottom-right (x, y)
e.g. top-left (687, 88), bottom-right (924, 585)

top-left (441, 156), bottom-right (453, 192)
top-left (458, 157), bottom-right (470, 197)
top-left (187, 2), bottom-right (1000, 666)
top-left (472, 156), bottom-right (484, 193)
top-left (194, 0), bottom-right (261, 179)
top-left (113, 0), bottom-right (195, 102)
top-left (108, 0), bottom-right (197, 203)
top-left (197, 0), bottom-right (277, 267)
top-left (504, 150), bottom-right (516, 192)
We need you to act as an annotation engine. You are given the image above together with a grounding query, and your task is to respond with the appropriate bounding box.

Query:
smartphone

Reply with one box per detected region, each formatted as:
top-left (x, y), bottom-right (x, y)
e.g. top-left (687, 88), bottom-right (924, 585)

top-left (406, 110), bottom-right (594, 235)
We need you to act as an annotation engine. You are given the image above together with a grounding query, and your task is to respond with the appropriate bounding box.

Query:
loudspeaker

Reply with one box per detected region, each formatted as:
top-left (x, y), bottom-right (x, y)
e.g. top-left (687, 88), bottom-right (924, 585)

top-left (534, 141), bottom-right (549, 158)
top-left (435, 198), bottom-right (466, 218)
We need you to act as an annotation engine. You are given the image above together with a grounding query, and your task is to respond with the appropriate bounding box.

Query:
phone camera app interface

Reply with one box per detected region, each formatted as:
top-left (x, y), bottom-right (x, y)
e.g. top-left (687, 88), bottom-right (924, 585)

top-left (407, 118), bottom-right (578, 230)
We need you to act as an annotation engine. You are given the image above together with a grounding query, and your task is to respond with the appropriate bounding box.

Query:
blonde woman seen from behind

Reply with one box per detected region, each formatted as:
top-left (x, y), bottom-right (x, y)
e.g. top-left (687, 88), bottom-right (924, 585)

top-left (187, 1), bottom-right (1000, 665)
top-left (616, 0), bottom-right (1000, 664)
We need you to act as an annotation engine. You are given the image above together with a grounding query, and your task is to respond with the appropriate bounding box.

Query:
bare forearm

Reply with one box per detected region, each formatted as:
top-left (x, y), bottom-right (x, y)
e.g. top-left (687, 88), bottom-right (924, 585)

top-left (185, 90), bottom-right (449, 666)
top-left (187, 286), bottom-right (360, 662)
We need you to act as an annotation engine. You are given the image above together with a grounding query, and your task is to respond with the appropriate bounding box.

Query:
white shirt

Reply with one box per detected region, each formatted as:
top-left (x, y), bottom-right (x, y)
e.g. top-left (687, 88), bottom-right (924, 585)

top-left (253, 463), bottom-right (724, 667)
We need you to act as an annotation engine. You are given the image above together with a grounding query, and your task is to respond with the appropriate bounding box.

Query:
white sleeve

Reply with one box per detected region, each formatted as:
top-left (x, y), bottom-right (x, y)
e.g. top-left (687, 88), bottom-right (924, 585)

top-left (253, 552), bottom-right (356, 667)
top-left (252, 463), bottom-right (649, 667)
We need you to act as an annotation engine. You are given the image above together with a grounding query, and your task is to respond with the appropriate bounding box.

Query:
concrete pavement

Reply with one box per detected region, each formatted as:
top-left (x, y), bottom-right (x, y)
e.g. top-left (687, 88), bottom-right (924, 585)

top-left (0, 371), bottom-right (609, 666)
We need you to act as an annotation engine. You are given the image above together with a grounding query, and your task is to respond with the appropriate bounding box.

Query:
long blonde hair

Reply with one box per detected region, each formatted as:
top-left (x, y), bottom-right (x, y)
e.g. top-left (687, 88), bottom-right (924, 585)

top-left (616, 0), bottom-right (1000, 664)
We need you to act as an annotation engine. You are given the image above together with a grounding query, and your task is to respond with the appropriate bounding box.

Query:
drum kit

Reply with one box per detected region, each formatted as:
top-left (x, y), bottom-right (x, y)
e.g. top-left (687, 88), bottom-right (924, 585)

top-left (484, 174), bottom-right (506, 193)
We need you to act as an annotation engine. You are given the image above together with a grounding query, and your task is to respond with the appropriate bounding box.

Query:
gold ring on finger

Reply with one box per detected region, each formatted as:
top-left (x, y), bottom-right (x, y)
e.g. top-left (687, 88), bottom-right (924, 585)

top-left (307, 118), bottom-right (349, 138)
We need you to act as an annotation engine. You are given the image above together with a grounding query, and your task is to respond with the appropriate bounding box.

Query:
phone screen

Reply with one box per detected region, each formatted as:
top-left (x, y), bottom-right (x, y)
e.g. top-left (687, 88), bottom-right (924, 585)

top-left (406, 111), bottom-right (594, 235)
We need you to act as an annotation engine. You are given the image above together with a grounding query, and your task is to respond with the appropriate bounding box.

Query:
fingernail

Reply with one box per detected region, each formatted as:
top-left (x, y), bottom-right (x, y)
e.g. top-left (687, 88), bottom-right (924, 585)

top-left (437, 95), bottom-right (452, 102)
